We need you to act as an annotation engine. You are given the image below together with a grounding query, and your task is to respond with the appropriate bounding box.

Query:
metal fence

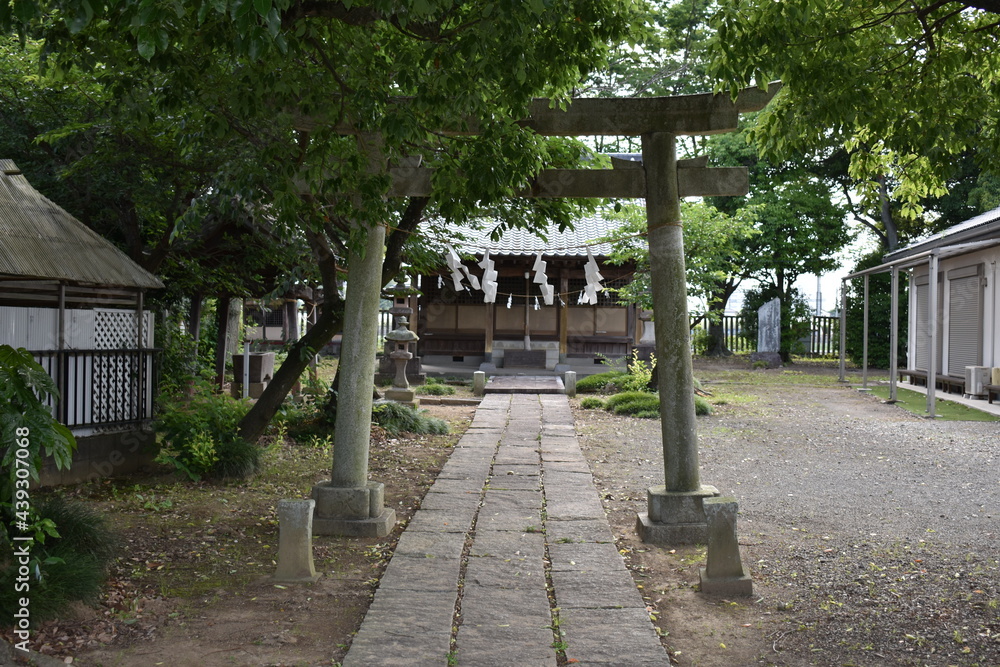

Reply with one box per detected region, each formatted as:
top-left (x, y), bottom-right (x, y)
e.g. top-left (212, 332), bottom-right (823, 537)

top-left (31, 349), bottom-right (160, 428)
top-left (689, 315), bottom-right (839, 357)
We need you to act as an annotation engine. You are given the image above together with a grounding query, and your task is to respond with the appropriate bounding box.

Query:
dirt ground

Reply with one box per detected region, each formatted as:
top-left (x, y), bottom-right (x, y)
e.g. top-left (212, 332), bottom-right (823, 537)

top-left (578, 358), bottom-right (999, 667)
top-left (4, 361), bottom-right (999, 666)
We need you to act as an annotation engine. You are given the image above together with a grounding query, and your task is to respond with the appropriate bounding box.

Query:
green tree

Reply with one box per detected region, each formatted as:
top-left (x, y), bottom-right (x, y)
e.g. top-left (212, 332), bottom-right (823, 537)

top-left (3, 0), bottom-right (636, 443)
top-left (844, 251), bottom-right (908, 369)
top-left (710, 0), bottom-right (1000, 243)
top-left (600, 198), bottom-right (759, 315)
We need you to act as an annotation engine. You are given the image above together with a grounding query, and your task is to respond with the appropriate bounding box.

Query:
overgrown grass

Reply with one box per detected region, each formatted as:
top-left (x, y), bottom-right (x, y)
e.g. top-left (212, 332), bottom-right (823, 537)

top-left (865, 385), bottom-right (1000, 422)
top-left (0, 496), bottom-right (117, 625)
top-left (597, 391), bottom-right (713, 418)
top-left (372, 402), bottom-right (449, 435)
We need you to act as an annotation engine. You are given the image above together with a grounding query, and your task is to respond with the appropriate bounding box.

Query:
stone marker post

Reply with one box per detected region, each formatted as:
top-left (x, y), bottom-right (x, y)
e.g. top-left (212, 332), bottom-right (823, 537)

top-left (312, 221), bottom-right (396, 537)
top-left (699, 497), bottom-right (752, 596)
top-left (472, 370), bottom-right (486, 396)
top-left (751, 297), bottom-right (782, 368)
top-left (564, 370), bottom-right (577, 398)
top-left (273, 499), bottom-right (321, 583)
top-left (637, 132), bottom-right (719, 545)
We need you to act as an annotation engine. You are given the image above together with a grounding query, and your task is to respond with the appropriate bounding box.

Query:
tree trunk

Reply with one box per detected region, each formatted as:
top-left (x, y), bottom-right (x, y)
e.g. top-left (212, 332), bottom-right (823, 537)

top-left (237, 300), bottom-right (344, 444)
top-left (702, 282), bottom-right (738, 357)
top-left (237, 228), bottom-right (345, 445)
top-left (188, 292), bottom-right (204, 344)
top-left (214, 296), bottom-right (231, 391)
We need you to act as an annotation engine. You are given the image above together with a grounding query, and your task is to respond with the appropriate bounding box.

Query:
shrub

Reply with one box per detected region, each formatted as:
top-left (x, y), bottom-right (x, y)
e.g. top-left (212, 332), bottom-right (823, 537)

top-left (372, 402), bottom-right (449, 435)
top-left (576, 371), bottom-right (629, 394)
top-left (604, 391), bottom-right (660, 416)
top-left (579, 396), bottom-right (605, 410)
top-left (155, 392), bottom-right (259, 480)
top-left (0, 496), bottom-right (116, 626)
top-left (598, 391), bottom-right (712, 418)
top-left (416, 383), bottom-right (456, 396)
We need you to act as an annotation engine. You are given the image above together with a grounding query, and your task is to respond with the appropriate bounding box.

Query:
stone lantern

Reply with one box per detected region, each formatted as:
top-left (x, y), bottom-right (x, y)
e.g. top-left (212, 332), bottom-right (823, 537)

top-left (383, 317), bottom-right (420, 407)
top-left (375, 280), bottom-right (425, 385)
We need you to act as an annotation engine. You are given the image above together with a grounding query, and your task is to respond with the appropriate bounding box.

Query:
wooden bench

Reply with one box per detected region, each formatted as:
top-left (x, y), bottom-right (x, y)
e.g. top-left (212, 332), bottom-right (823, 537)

top-left (987, 384), bottom-right (1000, 404)
top-left (898, 369), bottom-right (966, 395)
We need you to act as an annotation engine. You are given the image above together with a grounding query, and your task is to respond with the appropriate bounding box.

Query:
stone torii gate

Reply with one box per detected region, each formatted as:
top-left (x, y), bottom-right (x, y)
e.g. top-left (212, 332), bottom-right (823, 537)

top-left (306, 85), bottom-right (778, 542)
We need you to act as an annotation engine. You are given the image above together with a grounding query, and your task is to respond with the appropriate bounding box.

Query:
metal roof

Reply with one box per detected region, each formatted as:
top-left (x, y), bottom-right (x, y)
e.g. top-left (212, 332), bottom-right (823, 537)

top-left (447, 213), bottom-right (628, 257)
top-left (885, 205), bottom-right (1000, 262)
top-left (0, 160), bottom-right (163, 289)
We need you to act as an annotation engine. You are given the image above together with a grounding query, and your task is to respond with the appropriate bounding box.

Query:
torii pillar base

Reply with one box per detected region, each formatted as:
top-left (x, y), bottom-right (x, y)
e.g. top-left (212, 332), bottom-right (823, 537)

top-left (637, 484), bottom-right (719, 545)
top-left (311, 481), bottom-right (396, 538)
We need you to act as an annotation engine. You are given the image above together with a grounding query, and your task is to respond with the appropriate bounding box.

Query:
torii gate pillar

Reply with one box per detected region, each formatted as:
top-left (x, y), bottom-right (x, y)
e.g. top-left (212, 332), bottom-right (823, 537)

top-left (637, 132), bottom-right (719, 545)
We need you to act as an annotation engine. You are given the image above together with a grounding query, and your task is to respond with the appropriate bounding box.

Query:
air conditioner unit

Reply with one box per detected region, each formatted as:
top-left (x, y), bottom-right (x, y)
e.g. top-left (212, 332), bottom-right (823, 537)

top-left (964, 366), bottom-right (991, 398)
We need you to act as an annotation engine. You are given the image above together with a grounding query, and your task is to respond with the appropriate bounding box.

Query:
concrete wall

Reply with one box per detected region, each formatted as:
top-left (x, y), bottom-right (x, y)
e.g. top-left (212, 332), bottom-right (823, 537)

top-left (39, 428), bottom-right (159, 486)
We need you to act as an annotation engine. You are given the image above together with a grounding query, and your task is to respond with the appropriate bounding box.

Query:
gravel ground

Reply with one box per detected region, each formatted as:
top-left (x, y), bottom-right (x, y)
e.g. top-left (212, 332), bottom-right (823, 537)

top-left (573, 364), bottom-right (1000, 666)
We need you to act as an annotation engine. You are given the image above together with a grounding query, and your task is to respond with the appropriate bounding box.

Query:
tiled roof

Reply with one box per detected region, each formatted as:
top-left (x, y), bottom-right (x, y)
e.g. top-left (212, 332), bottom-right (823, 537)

top-left (0, 160), bottom-right (163, 289)
top-left (445, 213), bottom-right (628, 257)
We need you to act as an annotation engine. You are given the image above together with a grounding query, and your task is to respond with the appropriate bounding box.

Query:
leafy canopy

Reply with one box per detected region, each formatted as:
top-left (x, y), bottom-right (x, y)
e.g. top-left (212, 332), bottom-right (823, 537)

top-left (710, 1), bottom-right (1000, 218)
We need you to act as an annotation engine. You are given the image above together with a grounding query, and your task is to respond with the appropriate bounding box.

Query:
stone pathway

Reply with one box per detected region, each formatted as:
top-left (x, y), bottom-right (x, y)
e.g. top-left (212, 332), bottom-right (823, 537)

top-left (343, 393), bottom-right (669, 666)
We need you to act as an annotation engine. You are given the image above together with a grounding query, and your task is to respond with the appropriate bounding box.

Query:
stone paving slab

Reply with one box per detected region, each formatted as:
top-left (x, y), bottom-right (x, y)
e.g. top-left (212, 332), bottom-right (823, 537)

top-left (419, 488), bottom-right (483, 512)
top-left (393, 530), bottom-right (468, 559)
top-left (426, 477), bottom-right (483, 496)
top-left (550, 566), bottom-right (648, 609)
top-left (464, 552), bottom-right (547, 588)
top-left (405, 508), bottom-right (474, 533)
top-left (469, 528), bottom-right (545, 558)
top-left (493, 446), bottom-right (541, 465)
top-left (342, 392), bottom-right (668, 666)
top-left (548, 541), bottom-right (628, 572)
top-left (484, 375), bottom-right (565, 394)
top-left (559, 607), bottom-right (669, 665)
top-left (487, 473), bottom-right (541, 491)
top-left (344, 588), bottom-right (456, 667)
top-left (545, 518), bottom-right (616, 544)
top-left (457, 583), bottom-right (557, 666)
top-left (379, 554), bottom-right (462, 592)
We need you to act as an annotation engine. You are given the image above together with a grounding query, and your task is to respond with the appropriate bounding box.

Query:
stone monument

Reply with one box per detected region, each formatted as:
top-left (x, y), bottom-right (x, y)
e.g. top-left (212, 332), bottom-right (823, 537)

top-left (750, 297), bottom-right (782, 368)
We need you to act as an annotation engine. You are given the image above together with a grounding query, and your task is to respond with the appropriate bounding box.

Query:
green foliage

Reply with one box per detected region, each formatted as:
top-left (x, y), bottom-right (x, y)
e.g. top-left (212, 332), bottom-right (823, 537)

top-left (603, 391), bottom-right (660, 417)
top-left (710, 0), bottom-right (1000, 223)
top-left (154, 391), bottom-right (259, 480)
top-left (576, 371), bottom-right (630, 394)
top-left (0, 345), bottom-right (77, 556)
top-left (579, 396), bottom-right (605, 410)
top-left (741, 286), bottom-right (813, 362)
top-left (0, 345), bottom-right (76, 488)
top-left (0, 495), bottom-right (116, 626)
top-left (845, 252), bottom-right (907, 369)
top-left (372, 402), bottom-right (449, 436)
top-left (600, 200), bottom-right (760, 313)
top-left (416, 383), bottom-right (456, 396)
top-left (694, 396), bottom-right (713, 416)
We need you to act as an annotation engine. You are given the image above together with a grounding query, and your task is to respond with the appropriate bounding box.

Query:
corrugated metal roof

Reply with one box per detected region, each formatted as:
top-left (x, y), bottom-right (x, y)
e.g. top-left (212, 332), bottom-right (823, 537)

top-left (885, 205), bottom-right (1000, 261)
top-left (0, 160), bottom-right (163, 289)
top-left (447, 213), bottom-right (627, 257)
